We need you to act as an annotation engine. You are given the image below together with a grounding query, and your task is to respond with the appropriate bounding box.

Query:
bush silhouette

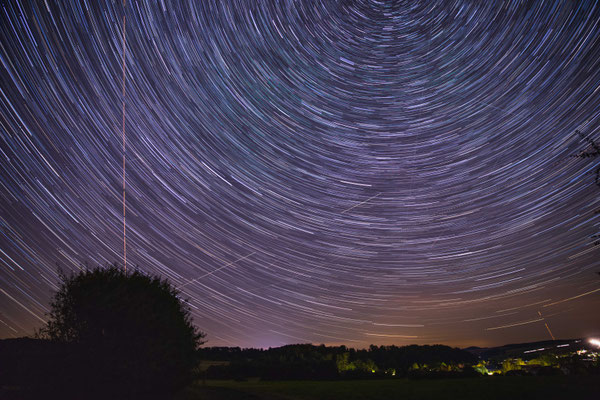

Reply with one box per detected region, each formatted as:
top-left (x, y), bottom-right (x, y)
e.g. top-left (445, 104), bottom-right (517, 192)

top-left (37, 265), bottom-right (205, 396)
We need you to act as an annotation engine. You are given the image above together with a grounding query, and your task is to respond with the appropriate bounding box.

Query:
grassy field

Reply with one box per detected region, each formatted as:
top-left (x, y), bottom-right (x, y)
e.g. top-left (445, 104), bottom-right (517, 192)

top-left (177, 376), bottom-right (600, 400)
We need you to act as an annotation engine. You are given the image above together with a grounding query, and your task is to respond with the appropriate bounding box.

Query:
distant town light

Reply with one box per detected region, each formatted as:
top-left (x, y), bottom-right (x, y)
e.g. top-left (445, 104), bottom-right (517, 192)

top-left (589, 338), bottom-right (600, 347)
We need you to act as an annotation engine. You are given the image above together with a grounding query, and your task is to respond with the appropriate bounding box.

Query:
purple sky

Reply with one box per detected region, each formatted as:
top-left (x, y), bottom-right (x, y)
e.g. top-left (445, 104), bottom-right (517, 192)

top-left (1, 1), bottom-right (599, 348)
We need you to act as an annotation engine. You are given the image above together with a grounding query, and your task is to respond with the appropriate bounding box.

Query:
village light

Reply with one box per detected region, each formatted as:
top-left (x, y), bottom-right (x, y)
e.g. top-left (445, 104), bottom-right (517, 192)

top-left (589, 338), bottom-right (600, 347)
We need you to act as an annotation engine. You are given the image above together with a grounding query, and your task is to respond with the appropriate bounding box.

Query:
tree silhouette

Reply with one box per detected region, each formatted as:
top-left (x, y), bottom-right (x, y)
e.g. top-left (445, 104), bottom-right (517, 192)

top-left (573, 129), bottom-right (600, 186)
top-left (38, 265), bottom-right (205, 396)
top-left (572, 130), bottom-right (600, 246)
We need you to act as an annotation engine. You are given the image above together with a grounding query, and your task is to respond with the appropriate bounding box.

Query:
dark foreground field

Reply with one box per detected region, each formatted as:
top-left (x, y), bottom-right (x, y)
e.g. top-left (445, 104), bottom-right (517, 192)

top-left (176, 376), bottom-right (600, 400)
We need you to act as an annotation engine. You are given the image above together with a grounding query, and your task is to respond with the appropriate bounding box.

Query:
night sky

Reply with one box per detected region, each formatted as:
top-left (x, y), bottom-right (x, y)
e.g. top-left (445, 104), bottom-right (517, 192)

top-left (1, 0), bottom-right (600, 349)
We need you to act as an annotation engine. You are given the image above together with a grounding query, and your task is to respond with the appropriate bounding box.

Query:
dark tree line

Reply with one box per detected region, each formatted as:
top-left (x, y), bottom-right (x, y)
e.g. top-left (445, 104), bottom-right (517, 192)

top-left (200, 343), bottom-right (478, 380)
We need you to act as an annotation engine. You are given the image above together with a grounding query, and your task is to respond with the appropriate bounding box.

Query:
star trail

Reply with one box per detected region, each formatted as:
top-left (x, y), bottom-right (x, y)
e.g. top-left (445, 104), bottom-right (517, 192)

top-left (1, 0), bottom-right (600, 348)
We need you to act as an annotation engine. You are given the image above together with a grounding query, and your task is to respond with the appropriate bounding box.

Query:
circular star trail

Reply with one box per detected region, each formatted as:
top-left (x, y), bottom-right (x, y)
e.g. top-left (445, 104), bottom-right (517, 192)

top-left (1, 0), bottom-right (599, 348)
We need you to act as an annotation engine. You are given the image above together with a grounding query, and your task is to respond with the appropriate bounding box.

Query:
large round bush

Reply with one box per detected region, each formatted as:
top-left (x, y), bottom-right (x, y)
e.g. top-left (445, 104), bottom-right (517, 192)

top-left (39, 266), bottom-right (205, 395)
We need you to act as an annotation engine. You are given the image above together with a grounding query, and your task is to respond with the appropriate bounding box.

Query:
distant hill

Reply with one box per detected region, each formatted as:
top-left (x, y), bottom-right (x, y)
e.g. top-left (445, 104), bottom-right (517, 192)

top-left (464, 339), bottom-right (587, 360)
